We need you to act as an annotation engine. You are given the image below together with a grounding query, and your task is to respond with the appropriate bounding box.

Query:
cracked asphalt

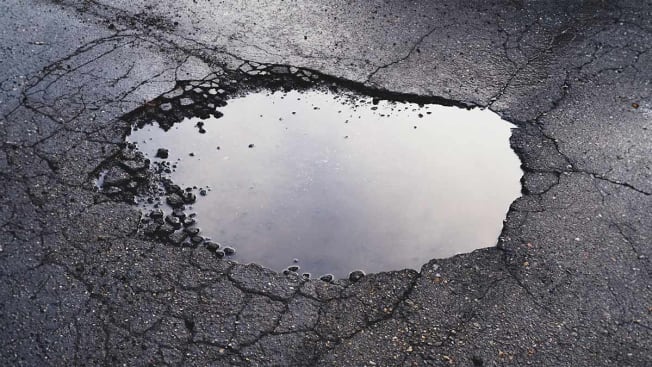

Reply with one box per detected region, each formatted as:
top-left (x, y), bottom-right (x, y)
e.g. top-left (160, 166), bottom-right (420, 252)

top-left (1, 0), bottom-right (650, 366)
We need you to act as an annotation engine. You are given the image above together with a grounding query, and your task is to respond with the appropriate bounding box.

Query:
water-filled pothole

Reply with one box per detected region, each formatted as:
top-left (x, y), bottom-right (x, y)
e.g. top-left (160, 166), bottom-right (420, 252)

top-left (129, 89), bottom-right (521, 278)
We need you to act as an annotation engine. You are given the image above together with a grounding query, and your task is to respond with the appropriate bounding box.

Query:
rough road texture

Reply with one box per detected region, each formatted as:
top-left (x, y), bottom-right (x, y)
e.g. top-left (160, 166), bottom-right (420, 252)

top-left (1, 0), bottom-right (650, 366)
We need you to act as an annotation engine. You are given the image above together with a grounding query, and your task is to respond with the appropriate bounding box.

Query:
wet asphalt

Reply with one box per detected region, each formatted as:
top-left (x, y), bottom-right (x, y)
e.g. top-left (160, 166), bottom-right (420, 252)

top-left (0, 0), bottom-right (650, 366)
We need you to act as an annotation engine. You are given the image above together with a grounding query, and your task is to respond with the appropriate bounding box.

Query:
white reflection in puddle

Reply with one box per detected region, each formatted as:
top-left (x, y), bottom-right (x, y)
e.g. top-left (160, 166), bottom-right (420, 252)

top-left (130, 90), bottom-right (522, 277)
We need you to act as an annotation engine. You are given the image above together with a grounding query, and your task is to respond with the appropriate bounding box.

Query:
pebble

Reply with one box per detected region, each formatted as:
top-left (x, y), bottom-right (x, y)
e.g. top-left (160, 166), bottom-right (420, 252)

top-left (214, 250), bottom-right (225, 258)
top-left (319, 274), bottom-right (334, 282)
top-left (204, 241), bottom-right (220, 251)
top-left (166, 193), bottom-right (185, 208)
top-left (248, 144), bottom-right (255, 148)
top-left (184, 227), bottom-right (200, 236)
top-left (155, 148), bottom-right (169, 159)
top-left (288, 265), bottom-right (299, 272)
top-left (168, 231), bottom-right (188, 245)
top-left (223, 247), bottom-right (236, 256)
top-left (120, 159), bottom-right (148, 173)
top-left (183, 192), bottom-right (197, 204)
top-left (190, 235), bottom-right (204, 244)
top-left (167, 184), bottom-right (182, 194)
top-left (172, 209), bottom-right (186, 220)
top-left (165, 215), bottom-right (182, 229)
top-left (180, 97), bottom-right (194, 106)
top-left (348, 270), bottom-right (366, 282)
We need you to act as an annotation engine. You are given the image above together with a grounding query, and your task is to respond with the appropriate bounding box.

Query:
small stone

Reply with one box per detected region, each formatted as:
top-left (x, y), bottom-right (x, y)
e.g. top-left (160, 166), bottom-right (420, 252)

top-left (180, 97), bottom-right (194, 106)
top-left (182, 217), bottom-right (196, 227)
top-left (223, 247), bottom-right (236, 256)
top-left (190, 235), bottom-right (204, 244)
top-left (632, 103), bottom-right (639, 109)
top-left (319, 274), bottom-right (334, 282)
top-left (199, 189), bottom-right (207, 196)
top-left (302, 273), bottom-right (311, 279)
top-left (204, 241), bottom-right (220, 251)
top-left (168, 231), bottom-right (188, 245)
top-left (183, 192), bottom-right (196, 204)
top-left (184, 227), bottom-right (200, 236)
top-left (288, 265), bottom-right (299, 272)
top-left (165, 215), bottom-right (182, 229)
top-left (102, 166), bottom-right (130, 187)
top-left (172, 209), bottom-right (186, 220)
top-left (214, 250), bottom-right (225, 258)
top-left (155, 148), bottom-right (169, 159)
top-left (348, 270), bottom-right (365, 282)
top-left (166, 184), bottom-right (182, 194)
top-left (120, 159), bottom-right (148, 173)
top-left (248, 144), bottom-right (255, 148)
top-left (166, 193), bottom-right (185, 208)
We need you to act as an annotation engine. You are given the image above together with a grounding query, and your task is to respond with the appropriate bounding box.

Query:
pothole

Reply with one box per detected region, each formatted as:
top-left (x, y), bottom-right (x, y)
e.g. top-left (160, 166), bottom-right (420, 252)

top-left (126, 86), bottom-right (522, 279)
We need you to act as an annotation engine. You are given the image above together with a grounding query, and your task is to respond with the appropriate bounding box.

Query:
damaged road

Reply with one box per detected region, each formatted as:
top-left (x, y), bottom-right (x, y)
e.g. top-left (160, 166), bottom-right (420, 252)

top-left (1, 0), bottom-right (650, 366)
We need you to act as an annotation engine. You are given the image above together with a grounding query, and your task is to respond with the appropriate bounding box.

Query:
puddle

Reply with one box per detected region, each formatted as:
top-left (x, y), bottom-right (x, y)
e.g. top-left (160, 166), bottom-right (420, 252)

top-left (129, 89), bottom-right (522, 278)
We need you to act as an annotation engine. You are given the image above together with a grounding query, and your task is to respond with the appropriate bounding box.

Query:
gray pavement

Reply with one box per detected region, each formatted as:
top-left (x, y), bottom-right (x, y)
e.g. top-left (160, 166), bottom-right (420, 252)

top-left (0, 0), bottom-right (650, 366)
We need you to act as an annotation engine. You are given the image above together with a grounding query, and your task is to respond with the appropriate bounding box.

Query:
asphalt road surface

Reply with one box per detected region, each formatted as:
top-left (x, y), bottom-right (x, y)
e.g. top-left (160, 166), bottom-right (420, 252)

top-left (1, 1), bottom-right (650, 366)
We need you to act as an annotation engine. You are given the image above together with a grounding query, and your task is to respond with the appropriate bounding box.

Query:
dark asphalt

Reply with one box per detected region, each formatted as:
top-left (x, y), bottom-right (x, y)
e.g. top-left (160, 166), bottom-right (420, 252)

top-left (1, 0), bottom-right (650, 366)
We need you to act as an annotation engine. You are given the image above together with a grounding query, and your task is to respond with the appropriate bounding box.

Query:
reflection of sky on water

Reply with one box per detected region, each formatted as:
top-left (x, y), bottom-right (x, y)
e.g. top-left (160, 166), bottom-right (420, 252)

top-left (130, 90), bottom-right (522, 277)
